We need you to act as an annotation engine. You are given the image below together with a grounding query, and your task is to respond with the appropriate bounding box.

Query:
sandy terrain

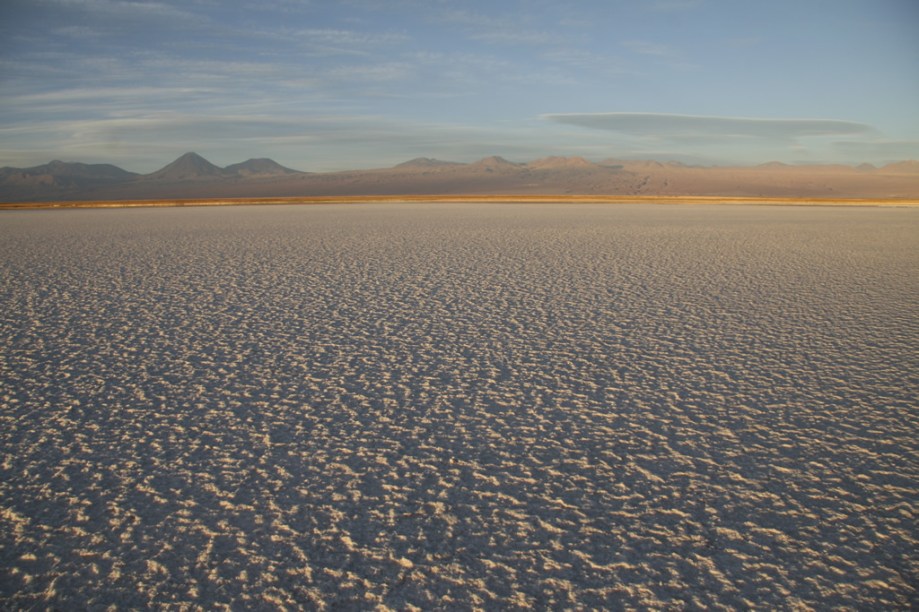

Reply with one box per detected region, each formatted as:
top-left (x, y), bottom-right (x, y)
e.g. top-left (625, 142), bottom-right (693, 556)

top-left (1, 204), bottom-right (916, 609)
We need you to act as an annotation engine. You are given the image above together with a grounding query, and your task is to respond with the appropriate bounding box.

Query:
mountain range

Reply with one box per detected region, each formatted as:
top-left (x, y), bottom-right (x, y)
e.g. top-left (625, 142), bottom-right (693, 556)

top-left (2, 152), bottom-right (918, 203)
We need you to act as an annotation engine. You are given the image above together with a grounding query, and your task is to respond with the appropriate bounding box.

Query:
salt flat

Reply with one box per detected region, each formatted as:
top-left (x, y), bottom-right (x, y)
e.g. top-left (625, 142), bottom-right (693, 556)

top-left (1, 203), bottom-right (916, 609)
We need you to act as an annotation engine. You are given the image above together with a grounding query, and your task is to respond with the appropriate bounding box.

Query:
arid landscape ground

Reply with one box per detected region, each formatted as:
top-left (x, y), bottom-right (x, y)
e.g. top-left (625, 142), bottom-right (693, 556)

top-left (1, 203), bottom-right (916, 609)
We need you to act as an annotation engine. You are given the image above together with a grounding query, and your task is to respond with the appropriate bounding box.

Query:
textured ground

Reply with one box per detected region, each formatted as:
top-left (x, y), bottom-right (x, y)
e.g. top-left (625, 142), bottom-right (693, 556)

top-left (1, 203), bottom-right (916, 609)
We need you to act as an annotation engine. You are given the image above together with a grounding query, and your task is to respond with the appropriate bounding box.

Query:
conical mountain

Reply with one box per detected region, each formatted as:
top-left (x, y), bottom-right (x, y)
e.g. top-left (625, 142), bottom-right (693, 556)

top-left (224, 158), bottom-right (301, 177)
top-left (145, 152), bottom-right (226, 180)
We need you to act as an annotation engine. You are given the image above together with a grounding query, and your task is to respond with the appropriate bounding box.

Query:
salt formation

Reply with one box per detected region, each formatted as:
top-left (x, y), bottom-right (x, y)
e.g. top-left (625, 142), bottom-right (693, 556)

top-left (1, 203), bottom-right (916, 608)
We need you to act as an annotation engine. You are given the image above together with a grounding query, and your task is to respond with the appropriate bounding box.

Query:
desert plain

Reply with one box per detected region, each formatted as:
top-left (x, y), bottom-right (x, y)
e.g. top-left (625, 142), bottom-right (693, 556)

top-left (0, 202), bottom-right (917, 609)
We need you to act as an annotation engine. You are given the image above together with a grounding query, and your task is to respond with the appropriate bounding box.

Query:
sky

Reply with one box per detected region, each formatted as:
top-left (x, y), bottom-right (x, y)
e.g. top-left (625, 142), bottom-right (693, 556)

top-left (1, 0), bottom-right (917, 172)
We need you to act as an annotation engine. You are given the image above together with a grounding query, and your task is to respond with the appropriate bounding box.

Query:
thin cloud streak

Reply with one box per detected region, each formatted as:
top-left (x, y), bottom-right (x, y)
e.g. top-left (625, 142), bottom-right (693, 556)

top-left (10, 87), bottom-right (218, 105)
top-left (40, 0), bottom-right (203, 22)
top-left (436, 8), bottom-right (560, 47)
top-left (621, 41), bottom-right (674, 57)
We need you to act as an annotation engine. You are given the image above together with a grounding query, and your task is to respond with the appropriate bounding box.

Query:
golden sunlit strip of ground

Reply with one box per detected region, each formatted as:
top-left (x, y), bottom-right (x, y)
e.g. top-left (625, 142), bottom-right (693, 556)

top-left (2, 194), bottom-right (919, 210)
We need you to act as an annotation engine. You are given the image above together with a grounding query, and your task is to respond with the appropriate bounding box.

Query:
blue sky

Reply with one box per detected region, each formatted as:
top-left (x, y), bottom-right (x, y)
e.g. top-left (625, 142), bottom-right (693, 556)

top-left (1, 0), bottom-right (917, 171)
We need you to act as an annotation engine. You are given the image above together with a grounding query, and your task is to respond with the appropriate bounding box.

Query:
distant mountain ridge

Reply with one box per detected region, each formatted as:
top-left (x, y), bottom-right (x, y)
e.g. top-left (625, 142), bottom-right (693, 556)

top-left (0, 160), bottom-right (138, 189)
top-left (141, 153), bottom-right (301, 180)
top-left (1, 152), bottom-right (918, 202)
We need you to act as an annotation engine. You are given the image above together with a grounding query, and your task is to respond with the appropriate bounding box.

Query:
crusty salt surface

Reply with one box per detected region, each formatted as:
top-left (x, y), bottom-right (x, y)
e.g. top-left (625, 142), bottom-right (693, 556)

top-left (1, 203), bottom-right (916, 609)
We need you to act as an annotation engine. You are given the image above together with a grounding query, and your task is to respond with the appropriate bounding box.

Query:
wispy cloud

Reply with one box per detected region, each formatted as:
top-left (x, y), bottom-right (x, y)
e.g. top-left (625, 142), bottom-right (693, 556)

top-left (621, 41), bottom-right (673, 57)
top-left (620, 41), bottom-right (696, 70)
top-left (289, 27), bottom-right (411, 57)
top-left (541, 49), bottom-right (629, 76)
top-left (42, 0), bottom-right (203, 21)
top-left (10, 86), bottom-right (218, 105)
top-left (298, 28), bottom-right (409, 47)
top-left (436, 8), bottom-right (559, 47)
top-left (33, 0), bottom-right (209, 31)
top-left (324, 62), bottom-right (413, 83)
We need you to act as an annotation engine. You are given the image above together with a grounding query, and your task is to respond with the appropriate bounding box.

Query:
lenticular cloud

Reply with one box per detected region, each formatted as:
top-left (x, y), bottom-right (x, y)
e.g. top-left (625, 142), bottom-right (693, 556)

top-left (543, 112), bottom-right (874, 139)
